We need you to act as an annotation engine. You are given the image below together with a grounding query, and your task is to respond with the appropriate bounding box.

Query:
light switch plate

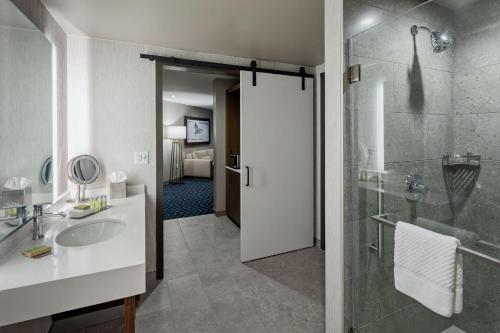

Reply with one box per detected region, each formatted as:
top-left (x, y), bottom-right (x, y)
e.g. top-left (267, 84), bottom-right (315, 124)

top-left (134, 151), bottom-right (149, 165)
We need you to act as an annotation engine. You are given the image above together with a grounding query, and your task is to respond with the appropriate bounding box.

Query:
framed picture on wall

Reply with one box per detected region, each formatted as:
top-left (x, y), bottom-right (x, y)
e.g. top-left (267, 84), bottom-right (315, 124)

top-left (185, 116), bottom-right (211, 146)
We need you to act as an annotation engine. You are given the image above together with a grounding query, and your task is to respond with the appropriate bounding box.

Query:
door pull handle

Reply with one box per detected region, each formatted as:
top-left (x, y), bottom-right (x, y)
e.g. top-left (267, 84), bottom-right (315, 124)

top-left (245, 166), bottom-right (250, 187)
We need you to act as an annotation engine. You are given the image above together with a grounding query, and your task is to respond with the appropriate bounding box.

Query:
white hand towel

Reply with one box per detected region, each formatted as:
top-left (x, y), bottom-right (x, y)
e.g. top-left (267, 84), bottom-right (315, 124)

top-left (394, 222), bottom-right (463, 317)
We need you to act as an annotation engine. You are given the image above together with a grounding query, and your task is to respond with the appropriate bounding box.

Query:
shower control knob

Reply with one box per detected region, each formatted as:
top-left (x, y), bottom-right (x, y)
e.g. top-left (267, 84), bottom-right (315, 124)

top-left (405, 174), bottom-right (428, 201)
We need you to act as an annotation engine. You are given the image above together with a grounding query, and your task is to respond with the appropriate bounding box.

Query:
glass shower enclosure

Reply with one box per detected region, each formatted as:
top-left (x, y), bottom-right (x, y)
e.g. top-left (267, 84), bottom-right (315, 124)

top-left (346, 0), bottom-right (500, 332)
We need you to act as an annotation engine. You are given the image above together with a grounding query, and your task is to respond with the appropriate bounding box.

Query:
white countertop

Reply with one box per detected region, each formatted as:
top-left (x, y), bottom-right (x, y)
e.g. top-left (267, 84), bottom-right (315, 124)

top-left (225, 166), bottom-right (241, 174)
top-left (0, 185), bottom-right (146, 326)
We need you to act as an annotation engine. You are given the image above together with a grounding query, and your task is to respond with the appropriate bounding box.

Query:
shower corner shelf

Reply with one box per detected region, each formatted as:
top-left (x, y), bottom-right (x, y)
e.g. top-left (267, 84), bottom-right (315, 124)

top-left (442, 153), bottom-right (481, 167)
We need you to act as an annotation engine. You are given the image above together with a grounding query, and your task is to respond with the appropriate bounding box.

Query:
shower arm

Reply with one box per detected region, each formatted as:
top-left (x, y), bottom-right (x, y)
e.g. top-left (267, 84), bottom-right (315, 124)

top-left (411, 25), bottom-right (432, 36)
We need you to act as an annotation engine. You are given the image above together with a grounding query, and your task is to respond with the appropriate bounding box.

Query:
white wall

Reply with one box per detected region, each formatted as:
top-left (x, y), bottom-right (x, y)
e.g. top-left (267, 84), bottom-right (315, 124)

top-left (213, 78), bottom-right (238, 213)
top-left (67, 35), bottom-right (157, 271)
top-left (66, 34), bottom-right (311, 273)
top-left (325, 0), bottom-right (345, 331)
top-left (162, 101), bottom-right (213, 181)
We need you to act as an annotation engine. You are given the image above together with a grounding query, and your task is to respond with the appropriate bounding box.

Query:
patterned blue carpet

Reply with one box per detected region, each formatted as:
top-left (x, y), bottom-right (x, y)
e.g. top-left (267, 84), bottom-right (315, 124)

top-left (163, 177), bottom-right (214, 220)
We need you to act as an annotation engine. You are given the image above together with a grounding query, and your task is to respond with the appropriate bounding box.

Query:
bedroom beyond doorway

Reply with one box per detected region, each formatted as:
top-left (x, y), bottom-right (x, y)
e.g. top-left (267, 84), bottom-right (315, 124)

top-left (162, 69), bottom-right (237, 222)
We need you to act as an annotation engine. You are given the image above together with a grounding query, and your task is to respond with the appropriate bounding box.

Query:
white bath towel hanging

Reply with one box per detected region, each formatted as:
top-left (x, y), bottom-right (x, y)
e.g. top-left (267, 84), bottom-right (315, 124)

top-left (394, 222), bottom-right (463, 317)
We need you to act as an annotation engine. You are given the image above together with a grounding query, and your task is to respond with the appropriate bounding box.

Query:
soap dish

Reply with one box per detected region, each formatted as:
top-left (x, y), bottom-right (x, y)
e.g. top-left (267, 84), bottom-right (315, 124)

top-left (23, 245), bottom-right (53, 259)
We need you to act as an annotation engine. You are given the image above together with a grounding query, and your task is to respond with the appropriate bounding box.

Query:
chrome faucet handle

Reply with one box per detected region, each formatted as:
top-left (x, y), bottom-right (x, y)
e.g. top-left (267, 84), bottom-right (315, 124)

top-left (408, 181), bottom-right (427, 193)
top-left (405, 174), bottom-right (428, 201)
top-left (33, 202), bottom-right (52, 208)
top-left (33, 204), bottom-right (42, 216)
top-left (33, 202), bottom-right (53, 215)
top-left (34, 202), bottom-right (66, 219)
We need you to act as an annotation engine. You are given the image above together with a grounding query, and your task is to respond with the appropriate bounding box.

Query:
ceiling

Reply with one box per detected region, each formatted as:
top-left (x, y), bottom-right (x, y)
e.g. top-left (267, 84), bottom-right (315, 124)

top-left (434, 0), bottom-right (480, 10)
top-left (163, 69), bottom-right (236, 110)
top-left (0, 0), bottom-right (37, 30)
top-left (42, 0), bottom-right (324, 66)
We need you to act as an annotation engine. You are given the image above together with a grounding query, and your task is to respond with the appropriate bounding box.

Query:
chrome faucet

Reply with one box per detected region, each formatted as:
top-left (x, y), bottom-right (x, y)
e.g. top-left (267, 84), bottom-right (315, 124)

top-left (32, 203), bottom-right (66, 240)
top-left (32, 204), bottom-right (45, 239)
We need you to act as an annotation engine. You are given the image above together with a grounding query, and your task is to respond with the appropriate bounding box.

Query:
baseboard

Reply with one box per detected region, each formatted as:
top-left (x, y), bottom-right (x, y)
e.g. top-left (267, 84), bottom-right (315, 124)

top-left (0, 317), bottom-right (51, 333)
top-left (214, 211), bottom-right (227, 217)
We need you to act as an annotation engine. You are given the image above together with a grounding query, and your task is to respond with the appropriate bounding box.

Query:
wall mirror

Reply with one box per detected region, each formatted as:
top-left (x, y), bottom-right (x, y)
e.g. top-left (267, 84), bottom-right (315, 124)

top-left (67, 155), bottom-right (101, 202)
top-left (0, 0), bottom-right (54, 242)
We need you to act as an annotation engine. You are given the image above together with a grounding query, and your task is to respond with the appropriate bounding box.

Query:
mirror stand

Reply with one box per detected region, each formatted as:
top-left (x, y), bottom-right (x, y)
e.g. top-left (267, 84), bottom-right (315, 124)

top-left (79, 184), bottom-right (89, 202)
top-left (67, 184), bottom-right (89, 203)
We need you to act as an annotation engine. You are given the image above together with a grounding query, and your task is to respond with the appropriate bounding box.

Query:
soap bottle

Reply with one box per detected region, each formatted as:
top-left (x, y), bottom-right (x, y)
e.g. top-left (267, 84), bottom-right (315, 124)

top-left (103, 195), bottom-right (108, 210)
top-left (95, 196), bottom-right (101, 212)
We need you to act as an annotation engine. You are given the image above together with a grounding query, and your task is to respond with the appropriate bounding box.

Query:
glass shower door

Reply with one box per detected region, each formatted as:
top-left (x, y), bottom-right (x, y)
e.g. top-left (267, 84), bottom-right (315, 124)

top-left (346, 1), bottom-right (500, 332)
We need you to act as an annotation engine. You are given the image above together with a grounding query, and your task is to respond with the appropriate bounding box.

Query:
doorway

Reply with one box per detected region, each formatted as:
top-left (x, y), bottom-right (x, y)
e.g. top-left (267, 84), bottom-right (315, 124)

top-left (151, 56), bottom-right (325, 332)
top-left (161, 70), bottom-right (224, 221)
top-left (154, 62), bottom-right (241, 278)
top-left (153, 56), bottom-right (321, 272)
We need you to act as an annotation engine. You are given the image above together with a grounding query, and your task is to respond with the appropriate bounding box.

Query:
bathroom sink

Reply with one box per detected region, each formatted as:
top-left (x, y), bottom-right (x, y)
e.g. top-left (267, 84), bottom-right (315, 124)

top-left (56, 219), bottom-right (126, 247)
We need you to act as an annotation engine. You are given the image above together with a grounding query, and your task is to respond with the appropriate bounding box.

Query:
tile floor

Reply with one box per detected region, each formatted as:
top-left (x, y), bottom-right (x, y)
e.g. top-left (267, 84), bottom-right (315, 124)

top-left (136, 214), bottom-right (325, 333)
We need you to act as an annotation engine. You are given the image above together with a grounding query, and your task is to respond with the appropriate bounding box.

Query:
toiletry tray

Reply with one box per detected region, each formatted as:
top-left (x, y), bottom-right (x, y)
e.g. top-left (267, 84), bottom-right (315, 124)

top-left (69, 206), bottom-right (112, 220)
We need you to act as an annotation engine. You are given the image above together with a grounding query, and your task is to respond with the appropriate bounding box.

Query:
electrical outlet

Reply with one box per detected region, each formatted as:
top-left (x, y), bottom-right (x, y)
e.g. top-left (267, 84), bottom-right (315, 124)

top-left (134, 151), bottom-right (149, 165)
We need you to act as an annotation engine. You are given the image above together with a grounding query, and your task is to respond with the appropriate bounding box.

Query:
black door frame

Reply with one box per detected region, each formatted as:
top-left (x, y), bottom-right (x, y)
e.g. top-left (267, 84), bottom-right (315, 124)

top-left (150, 54), bottom-right (317, 278)
top-left (155, 62), bottom-right (164, 279)
top-left (320, 72), bottom-right (326, 250)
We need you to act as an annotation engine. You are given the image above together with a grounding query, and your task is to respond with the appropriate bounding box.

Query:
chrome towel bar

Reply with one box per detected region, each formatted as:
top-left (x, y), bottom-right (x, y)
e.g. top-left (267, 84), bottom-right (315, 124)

top-left (370, 214), bottom-right (500, 268)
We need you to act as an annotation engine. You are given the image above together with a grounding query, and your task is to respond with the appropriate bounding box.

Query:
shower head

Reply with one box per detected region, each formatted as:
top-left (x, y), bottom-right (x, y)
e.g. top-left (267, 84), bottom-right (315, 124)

top-left (410, 25), bottom-right (454, 53)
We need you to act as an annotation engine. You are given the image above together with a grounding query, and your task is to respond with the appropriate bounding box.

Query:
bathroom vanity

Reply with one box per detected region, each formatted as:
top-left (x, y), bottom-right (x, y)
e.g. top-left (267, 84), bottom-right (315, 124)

top-left (0, 2), bottom-right (145, 330)
top-left (0, 186), bottom-right (146, 331)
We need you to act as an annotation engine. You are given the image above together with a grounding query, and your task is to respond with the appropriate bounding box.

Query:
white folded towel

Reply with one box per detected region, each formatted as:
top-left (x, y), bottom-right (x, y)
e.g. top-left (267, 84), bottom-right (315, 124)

top-left (394, 222), bottom-right (463, 317)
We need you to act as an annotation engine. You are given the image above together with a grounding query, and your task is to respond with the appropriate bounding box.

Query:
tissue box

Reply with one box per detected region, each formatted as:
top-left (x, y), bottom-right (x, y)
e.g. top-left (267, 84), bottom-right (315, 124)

top-left (109, 182), bottom-right (126, 199)
top-left (2, 187), bottom-right (32, 206)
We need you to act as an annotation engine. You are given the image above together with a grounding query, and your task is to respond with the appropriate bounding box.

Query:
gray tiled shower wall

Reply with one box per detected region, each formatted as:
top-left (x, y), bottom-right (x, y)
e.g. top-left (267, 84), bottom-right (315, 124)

top-left (450, 1), bottom-right (500, 331)
top-left (344, 0), bottom-right (500, 332)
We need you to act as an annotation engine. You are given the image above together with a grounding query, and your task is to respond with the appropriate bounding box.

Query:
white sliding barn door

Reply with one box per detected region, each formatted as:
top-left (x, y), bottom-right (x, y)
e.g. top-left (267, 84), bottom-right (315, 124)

top-left (240, 70), bottom-right (314, 262)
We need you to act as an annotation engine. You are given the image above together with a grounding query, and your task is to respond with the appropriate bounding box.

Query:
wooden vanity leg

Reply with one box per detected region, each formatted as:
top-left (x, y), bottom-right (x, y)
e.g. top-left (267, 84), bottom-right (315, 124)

top-left (124, 296), bottom-right (136, 333)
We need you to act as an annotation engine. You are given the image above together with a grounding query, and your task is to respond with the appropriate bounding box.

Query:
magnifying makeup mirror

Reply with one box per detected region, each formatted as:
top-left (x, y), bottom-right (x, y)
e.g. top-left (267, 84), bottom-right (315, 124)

top-left (67, 155), bottom-right (100, 202)
top-left (41, 156), bottom-right (53, 186)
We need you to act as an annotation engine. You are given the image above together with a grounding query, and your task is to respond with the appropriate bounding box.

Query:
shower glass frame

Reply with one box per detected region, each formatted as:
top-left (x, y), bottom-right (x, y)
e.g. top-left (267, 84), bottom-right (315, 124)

top-left (346, 1), bottom-right (500, 332)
